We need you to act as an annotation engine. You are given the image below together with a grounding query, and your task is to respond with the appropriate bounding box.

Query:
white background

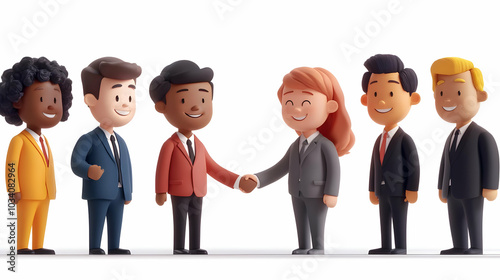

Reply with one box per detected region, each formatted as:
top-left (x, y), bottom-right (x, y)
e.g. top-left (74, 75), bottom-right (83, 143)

top-left (1, 0), bottom-right (500, 279)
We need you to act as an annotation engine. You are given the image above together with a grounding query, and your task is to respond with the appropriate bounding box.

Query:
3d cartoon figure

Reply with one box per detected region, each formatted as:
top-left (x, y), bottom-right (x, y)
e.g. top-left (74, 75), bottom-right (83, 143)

top-left (71, 57), bottom-right (141, 255)
top-left (432, 57), bottom-right (499, 255)
top-left (240, 67), bottom-right (355, 255)
top-left (361, 54), bottom-right (420, 255)
top-left (0, 57), bottom-right (73, 254)
top-left (150, 60), bottom-right (253, 255)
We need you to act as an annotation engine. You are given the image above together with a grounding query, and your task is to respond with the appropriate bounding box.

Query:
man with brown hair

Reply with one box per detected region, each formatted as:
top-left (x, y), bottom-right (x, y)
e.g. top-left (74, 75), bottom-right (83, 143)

top-left (71, 57), bottom-right (141, 255)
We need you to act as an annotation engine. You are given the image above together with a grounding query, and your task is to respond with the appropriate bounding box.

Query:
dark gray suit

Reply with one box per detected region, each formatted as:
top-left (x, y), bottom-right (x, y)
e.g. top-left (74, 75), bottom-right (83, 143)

top-left (256, 133), bottom-right (340, 250)
top-left (438, 122), bottom-right (499, 251)
top-left (369, 127), bottom-right (419, 251)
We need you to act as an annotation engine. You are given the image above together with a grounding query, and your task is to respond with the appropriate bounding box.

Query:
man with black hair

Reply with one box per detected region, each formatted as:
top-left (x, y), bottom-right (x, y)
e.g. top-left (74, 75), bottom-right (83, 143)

top-left (71, 57), bottom-right (141, 255)
top-left (150, 60), bottom-right (255, 254)
top-left (361, 54), bottom-right (420, 255)
top-left (0, 56), bottom-right (73, 255)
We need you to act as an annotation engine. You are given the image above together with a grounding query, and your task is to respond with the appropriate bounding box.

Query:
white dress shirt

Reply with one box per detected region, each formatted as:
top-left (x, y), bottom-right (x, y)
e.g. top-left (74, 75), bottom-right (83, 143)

top-left (25, 128), bottom-right (49, 162)
top-left (99, 127), bottom-right (122, 188)
top-left (379, 126), bottom-right (399, 152)
top-left (176, 132), bottom-right (196, 157)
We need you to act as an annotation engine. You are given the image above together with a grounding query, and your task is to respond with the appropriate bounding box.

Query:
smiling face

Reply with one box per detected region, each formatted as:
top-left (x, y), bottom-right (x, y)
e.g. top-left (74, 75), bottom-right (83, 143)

top-left (281, 86), bottom-right (338, 136)
top-left (434, 71), bottom-right (487, 127)
top-left (361, 72), bottom-right (420, 129)
top-left (14, 80), bottom-right (63, 132)
top-left (155, 82), bottom-right (213, 133)
top-left (84, 77), bottom-right (136, 129)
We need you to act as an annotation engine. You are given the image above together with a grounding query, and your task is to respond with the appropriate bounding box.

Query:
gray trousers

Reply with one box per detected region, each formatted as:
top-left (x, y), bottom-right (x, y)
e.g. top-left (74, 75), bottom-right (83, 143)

top-left (292, 195), bottom-right (328, 250)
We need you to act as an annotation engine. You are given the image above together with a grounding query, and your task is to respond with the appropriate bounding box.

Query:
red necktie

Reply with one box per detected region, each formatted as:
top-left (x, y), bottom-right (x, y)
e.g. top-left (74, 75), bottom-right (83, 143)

top-left (379, 132), bottom-right (388, 164)
top-left (39, 136), bottom-right (49, 167)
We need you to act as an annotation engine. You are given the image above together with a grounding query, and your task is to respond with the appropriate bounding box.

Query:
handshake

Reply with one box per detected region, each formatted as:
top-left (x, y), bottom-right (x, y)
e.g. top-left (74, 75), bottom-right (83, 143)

top-left (238, 174), bottom-right (258, 193)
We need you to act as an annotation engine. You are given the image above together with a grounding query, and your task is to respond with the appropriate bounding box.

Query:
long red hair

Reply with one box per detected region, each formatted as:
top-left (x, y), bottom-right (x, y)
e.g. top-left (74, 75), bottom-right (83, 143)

top-left (277, 67), bottom-right (354, 156)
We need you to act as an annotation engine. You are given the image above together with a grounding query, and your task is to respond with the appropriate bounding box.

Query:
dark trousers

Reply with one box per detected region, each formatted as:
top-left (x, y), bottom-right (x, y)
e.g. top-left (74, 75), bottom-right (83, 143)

top-left (378, 195), bottom-right (408, 249)
top-left (447, 195), bottom-right (484, 249)
top-left (87, 189), bottom-right (125, 250)
top-left (171, 194), bottom-right (203, 250)
top-left (291, 195), bottom-right (328, 250)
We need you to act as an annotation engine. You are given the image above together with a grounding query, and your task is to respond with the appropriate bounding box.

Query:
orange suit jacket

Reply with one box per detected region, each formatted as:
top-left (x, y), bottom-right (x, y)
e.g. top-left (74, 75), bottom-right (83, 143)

top-left (5, 130), bottom-right (56, 200)
top-left (155, 133), bottom-right (238, 197)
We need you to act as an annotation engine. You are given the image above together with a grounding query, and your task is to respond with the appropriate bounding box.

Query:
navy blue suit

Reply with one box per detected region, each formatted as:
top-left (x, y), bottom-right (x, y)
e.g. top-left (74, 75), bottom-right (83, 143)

top-left (71, 127), bottom-right (133, 250)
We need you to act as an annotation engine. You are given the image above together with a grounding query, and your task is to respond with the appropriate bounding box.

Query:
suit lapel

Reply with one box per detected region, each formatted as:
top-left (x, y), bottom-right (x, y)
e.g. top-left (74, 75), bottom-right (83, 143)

top-left (374, 134), bottom-right (382, 169)
top-left (453, 122), bottom-right (475, 160)
top-left (21, 130), bottom-right (47, 166)
top-left (382, 127), bottom-right (401, 166)
top-left (94, 127), bottom-right (116, 163)
top-left (300, 135), bottom-right (320, 164)
top-left (172, 133), bottom-right (193, 166)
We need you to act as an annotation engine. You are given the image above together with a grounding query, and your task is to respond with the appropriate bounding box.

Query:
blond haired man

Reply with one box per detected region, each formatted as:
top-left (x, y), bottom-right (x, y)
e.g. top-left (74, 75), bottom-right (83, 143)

top-left (432, 57), bottom-right (499, 255)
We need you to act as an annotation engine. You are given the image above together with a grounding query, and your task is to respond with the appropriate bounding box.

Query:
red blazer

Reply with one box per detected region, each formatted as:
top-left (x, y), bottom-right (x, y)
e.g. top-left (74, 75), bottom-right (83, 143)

top-left (155, 133), bottom-right (238, 197)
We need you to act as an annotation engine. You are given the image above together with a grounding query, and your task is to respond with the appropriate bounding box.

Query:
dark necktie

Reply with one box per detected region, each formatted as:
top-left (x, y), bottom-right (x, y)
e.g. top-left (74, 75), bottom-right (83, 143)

top-left (299, 139), bottom-right (308, 161)
top-left (110, 135), bottom-right (123, 185)
top-left (187, 139), bottom-right (195, 164)
top-left (449, 130), bottom-right (460, 160)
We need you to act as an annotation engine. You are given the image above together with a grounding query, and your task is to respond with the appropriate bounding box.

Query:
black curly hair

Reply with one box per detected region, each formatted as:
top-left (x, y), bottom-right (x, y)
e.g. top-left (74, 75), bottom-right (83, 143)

top-left (0, 56), bottom-right (73, 126)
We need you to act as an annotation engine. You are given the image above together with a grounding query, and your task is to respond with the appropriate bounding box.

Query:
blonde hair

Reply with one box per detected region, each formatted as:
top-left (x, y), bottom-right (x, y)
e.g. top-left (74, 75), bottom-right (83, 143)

top-left (430, 57), bottom-right (484, 91)
top-left (277, 67), bottom-right (355, 156)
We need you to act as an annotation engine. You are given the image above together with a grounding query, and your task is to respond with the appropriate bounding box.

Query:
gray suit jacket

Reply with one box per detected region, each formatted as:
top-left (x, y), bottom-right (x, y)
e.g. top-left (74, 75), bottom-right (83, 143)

top-left (255, 133), bottom-right (340, 198)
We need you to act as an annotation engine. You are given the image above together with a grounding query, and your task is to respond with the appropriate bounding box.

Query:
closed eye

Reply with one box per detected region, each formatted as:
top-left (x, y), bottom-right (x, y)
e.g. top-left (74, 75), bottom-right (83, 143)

top-left (285, 100), bottom-right (294, 106)
top-left (302, 100), bottom-right (311, 106)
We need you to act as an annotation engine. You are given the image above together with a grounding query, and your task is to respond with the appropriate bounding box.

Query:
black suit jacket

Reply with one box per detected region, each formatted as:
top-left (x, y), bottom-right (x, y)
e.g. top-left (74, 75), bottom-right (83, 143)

top-left (369, 127), bottom-right (420, 197)
top-left (438, 122), bottom-right (499, 199)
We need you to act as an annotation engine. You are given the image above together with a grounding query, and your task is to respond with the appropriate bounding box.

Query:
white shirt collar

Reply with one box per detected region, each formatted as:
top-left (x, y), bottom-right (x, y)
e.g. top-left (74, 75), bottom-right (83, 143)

top-left (99, 126), bottom-right (114, 139)
top-left (176, 131), bottom-right (192, 144)
top-left (300, 131), bottom-right (320, 144)
top-left (455, 121), bottom-right (472, 135)
top-left (25, 127), bottom-right (43, 142)
top-left (176, 132), bottom-right (196, 155)
top-left (383, 126), bottom-right (399, 138)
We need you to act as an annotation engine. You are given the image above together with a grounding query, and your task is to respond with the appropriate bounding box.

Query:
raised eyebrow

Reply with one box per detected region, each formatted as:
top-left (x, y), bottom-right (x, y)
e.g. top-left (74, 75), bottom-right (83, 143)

top-left (199, 88), bottom-right (209, 92)
top-left (301, 91), bottom-right (314, 95)
top-left (176, 89), bottom-right (189, 93)
top-left (388, 80), bottom-right (400, 84)
top-left (112, 84), bottom-right (123, 89)
top-left (369, 80), bottom-right (378, 85)
top-left (454, 78), bottom-right (466, 83)
top-left (437, 80), bottom-right (445, 86)
top-left (283, 90), bottom-right (294, 95)
top-left (128, 84), bottom-right (136, 89)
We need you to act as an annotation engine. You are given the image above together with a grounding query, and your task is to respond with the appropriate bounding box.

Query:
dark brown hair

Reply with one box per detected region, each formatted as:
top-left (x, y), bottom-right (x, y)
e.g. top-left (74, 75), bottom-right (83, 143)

top-left (81, 57), bottom-right (142, 99)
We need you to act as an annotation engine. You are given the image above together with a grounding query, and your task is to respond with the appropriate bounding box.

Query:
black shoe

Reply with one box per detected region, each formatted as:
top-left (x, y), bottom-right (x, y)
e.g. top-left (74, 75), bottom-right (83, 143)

top-left (292, 248), bottom-right (310, 255)
top-left (108, 248), bottom-right (131, 255)
top-left (369, 248), bottom-right (392, 254)
top-left (173, 249), bottom-right (189, 255)
top-left (440, 248), bottom-right (467, 255)
top-left (33, 248), bottom-right (55, 255)
top-left (390, 248), bottom-right (407, 255)
top-left (17, 248), bottom-right (34, 255)
top-left (89, 248), bottom-right (106, 255)
top-left (189, 249), bottom-right (208, 255)
top-left (307, 249), bottom-right (324, 255)
top-left (464, 248), bottom-right (483, 255)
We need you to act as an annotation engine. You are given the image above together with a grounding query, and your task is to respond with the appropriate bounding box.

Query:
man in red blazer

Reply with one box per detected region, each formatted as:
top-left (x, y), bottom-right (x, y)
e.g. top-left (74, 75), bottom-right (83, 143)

top-left (149, 60), bottom-right (256, 254)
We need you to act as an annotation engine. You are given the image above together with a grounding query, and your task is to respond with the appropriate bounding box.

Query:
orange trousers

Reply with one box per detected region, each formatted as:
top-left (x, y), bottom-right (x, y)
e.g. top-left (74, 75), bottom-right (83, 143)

top-left (17, 198), bottom-right (50, 250)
